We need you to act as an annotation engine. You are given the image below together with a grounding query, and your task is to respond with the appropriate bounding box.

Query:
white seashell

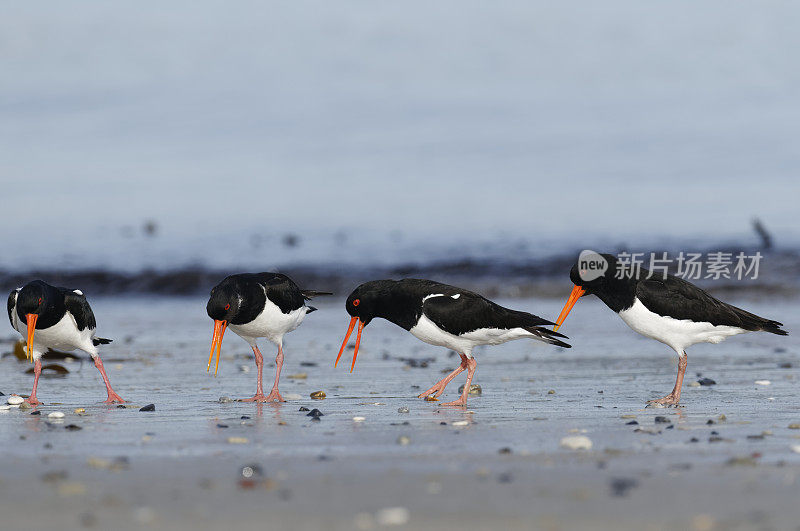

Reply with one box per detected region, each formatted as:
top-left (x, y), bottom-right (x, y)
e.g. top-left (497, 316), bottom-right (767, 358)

top-left (7, 395), bottom-right (24, 405)
top-left (352, 416), bottom-right (365, 422)
top-left (560, 435), bottom-right (593, 450)
top-left (48, 411), bottom-right (65, 418)
top-left (755, 380), bottom-right (771, 386)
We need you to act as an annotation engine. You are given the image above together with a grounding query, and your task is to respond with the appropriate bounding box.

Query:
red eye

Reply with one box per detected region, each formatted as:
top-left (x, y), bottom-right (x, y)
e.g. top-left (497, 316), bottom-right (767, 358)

top-left (224, 304), bottom-right (230, 311)
top-left (38, 298), bottom-right (42, 305)
top-left (352, 299), bottom-right (360, 307)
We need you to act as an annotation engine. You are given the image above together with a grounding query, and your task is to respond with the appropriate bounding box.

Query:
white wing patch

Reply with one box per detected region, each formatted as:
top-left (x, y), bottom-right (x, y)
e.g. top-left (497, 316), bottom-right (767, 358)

top-left (73, 290), bottom-right (83, 296)
top-left (451, 294), bottom-right (460, 299)
top-left (422, 293), bottom-right (445, 302)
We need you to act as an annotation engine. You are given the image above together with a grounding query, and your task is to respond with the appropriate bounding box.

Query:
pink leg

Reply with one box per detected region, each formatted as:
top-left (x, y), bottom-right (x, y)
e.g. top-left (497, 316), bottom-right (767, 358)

top-left (418, 354), bottom-right (468, 399)
top-left (264, 345), bottom-right (285, 402)
top-left (241, 345), bottom-right (277, 402)
top-left (442, 358), bottom-right (477, 407)
top-left (94, 356), bottom-right (126, 404)
top-left (648, 351), bottom-right (687, 407)
top-left (24, 359), bottom-right (42, 406)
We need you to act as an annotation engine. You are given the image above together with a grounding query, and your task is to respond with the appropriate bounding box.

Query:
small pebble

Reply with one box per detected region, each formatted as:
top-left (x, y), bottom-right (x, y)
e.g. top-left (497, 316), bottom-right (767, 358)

top-left (139, 404), bottom-right (155, 412)
top-left (424, 396), bottom-right (438, 401)
top-left (299, 407), bottom-right (310, 412)
top-left (375, 507), bottom-right (410, 526)
top-left (286, 373), bottom-right (307, 379)
top-left (755, 380), bottom-right (771, 386)
top-left (397, 407), bottom-right (409, 413)
top-left (452, 420), bottom-right (468, 426)
top-left (284, 393), bottom-right (302, 400)
top-left (310, 391), bottom-right (326, 400)
top-left (654, 416), bottom-right (670, 424)
top-left (788, 423), bottom-right (800, 430)
top-left (7, 395), bottom-right (24, 405)
top-left (498, 447), bottom-right (512, 454)
top-left (19, 402), bottom-right (32, 410)
top-left (397, 435), bottom-right (411, 446)
top-left (218, 396), bottom-right (233, 403)
top-left (626, 420), bottom-right (639, 425)
top-left (457, 383), bottom-right (482, 396)
top-left (30, 410), bottom-right (41, 415)
top-left (548, 389), bottom-right (556, 395)
top-left (688, 381), bottom-right (701, 387)
top-left (352, 416), bottom-right (365, 422)
top-left (560, 435), bottom-right (592, 450)
top-left (697, 377), bottom-right (716, 386)
top-left (227, 437), bottom-right (249, 444)
top-left (48, 411), bottom-right (65, 419)
top-left (64, 424), bottom-right (82, 431)
top-left (306, 409), bottom-right (323, 418)
top-left (73, 408), bottom-right (86, 415)
top-left (791, 445), bottom-right (800, 454)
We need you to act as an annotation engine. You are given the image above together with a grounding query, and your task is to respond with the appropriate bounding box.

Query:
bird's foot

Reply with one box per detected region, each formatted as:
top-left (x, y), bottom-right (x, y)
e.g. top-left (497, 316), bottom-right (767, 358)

top-left (440, 397), bottom-right (468, 407)
top-left (241, 390), bottom-right (284, 403)
top-left (418, 383), bottom-right (447, 399)
top-left (646, 394), bottom-right (680, 407)
top-left (23, 397), bottom-right (41, 407)
top-left (103, 392), bottom-right (126, 404)
top-left (265, 388), bottom-right (284, 403)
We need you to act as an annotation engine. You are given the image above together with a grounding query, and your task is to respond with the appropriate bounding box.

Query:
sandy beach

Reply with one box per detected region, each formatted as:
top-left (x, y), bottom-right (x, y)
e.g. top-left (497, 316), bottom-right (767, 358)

top-left (1, 295), bottom-right (797, 530)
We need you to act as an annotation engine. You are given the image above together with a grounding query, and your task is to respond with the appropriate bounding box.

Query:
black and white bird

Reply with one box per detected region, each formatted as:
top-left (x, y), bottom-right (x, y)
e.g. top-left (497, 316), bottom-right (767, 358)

top-left (554, 253), bottom-right (788, 406)
top-left (206, 273), bottom-right (331, 402)
top-left (335, 279), bottom-right (570, 406)
top-left (7, 280), bottom-right (124, 406)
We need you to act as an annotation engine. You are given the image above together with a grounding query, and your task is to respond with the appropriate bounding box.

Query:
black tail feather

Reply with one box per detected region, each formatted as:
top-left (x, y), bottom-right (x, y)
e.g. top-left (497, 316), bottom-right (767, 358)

top-left (93, 337), bottom-right (113, 346)
top-left (301, 290), bottom-right (333, 300)
top-left (525, 326), bottom-right (571, 348)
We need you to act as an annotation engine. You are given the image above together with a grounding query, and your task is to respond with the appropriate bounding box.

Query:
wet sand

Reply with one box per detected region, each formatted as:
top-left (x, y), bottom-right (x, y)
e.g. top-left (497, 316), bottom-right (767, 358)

top-left (1, 295), bottom-right (798, 530)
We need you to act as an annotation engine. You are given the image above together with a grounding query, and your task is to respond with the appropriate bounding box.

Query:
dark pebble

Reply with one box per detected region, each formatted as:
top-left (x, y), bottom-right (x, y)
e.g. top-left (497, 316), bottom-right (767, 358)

top-left (610, 478), bottom-right (639, 497)
top-left (139, 404), bottom-right (156, 412)
top-left (216, 424), bottom-right (229, 428)
top-left (30, 411), bottom-right (41, 416)
top-left (306, 409), bottom-right (323, 417)
top-left (626, 420), bottom-right (639, 425)
top-left (241, 415), bottom-right (250, 420)
top-left (747, 434), bottom-right (765, 440)
top-left (497, 472), bottom-right (514, 484)
top-left (0, 391), bottom-right (4, 396)
top-left (498, 447), bottom-right (512, 454)
top-left (116, 405), bottom-right (126, 409)
top-left (706, 419), bottom-right (715, 425)
top-left (64, 424), bottom-right (83, 431)
top-left (299, 407), bottom-right (310, 412)
top-left (778, 362), bottom-right (792, 369)
top-left (710, 430), bottom-right (719, 435)
top-left (666, 424), bottom-right (674, 429)
top-left (709, 436), bottom-right (725, 443)
top-left (689, 437), bottom-right (699, 443)
top-left (654, 416), bottom-right (670, 424)
top-left (697, 377), bottom-right (716, 386)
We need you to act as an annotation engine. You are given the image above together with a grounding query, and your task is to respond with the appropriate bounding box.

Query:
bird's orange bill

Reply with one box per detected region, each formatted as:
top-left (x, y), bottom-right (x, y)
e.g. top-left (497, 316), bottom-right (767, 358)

top-left (207, 320), bottom-right (227, 377)
top-left (334, 316), bottom-right (364, 372)
top-left (25, 313), bottom-right (38, 362)
top-left (554, 285), bottom-right (586, 332)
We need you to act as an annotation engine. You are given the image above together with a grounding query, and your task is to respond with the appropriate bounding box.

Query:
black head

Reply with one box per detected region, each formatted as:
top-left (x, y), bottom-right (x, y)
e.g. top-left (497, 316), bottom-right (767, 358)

top-left (344, 280), bottom-right (394, 326)
top-left (556, 253), bottom-right (639, 330)
top-left (16, 280), bottom-right (54, 320)
top-left (206, 279), bottom-right (242, 323)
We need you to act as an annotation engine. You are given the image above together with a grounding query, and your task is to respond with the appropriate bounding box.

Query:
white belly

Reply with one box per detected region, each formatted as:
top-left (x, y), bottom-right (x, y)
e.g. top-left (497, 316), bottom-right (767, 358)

top-left (618, 298), bottom-right (746, 352)
top-left (228, 300), bottom-right (308, 345)
top-left (409, 314), bottom-right (533, 357)
top-left (14, 312), bottom-right (96, 358)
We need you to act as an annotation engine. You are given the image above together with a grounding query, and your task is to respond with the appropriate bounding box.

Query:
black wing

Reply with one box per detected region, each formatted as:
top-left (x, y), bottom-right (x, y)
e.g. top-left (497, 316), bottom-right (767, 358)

top-left (61, 289), bottom-right (97, 331)
top-left (636, 276), bottom-right (787, 335)
top-left (422, 292), bottom-right (571, 348)
top-left (257, 273), bottom-right (307, 314)
top-left (7, 289), bottom-right (19, 328)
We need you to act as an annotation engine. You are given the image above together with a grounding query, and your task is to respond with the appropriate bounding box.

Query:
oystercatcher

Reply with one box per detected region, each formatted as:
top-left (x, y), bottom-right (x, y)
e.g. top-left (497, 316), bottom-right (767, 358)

top-left (554, 252), bottom-right (788, 406)
top-left (335, 279), bottom-right (570, 406)
top-left (7, 280), bottom-right (125, 406)
top-left (206, 273), bottom-right (331, 402)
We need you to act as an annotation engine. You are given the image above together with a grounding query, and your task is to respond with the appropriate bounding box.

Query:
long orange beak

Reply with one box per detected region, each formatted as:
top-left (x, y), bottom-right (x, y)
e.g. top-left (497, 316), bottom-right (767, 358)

top-left (25, 314), bottom-right (38, 362)
top-left (335, 316), bottom-right (364, 373)
top-left (207, 320), bottom-right (227, 377)
top-left (554, 285), bottom-right (586, 331)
